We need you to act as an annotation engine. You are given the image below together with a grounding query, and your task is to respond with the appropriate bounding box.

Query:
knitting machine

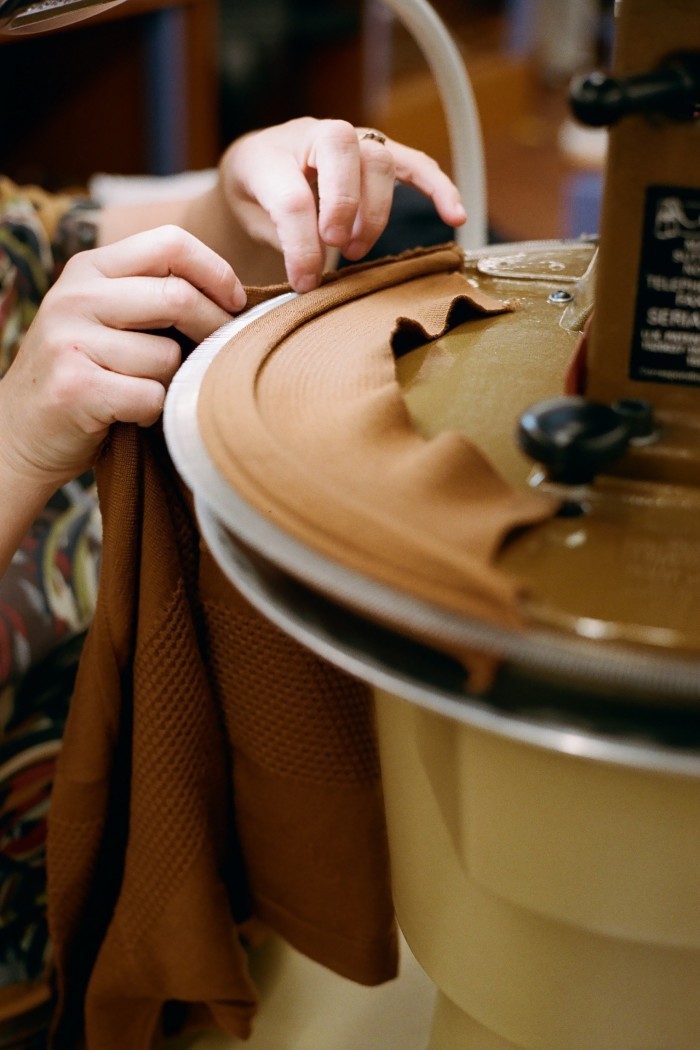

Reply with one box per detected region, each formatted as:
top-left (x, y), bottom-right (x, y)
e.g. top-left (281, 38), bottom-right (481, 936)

top-left (164, 0), bottom-right (700, 1046)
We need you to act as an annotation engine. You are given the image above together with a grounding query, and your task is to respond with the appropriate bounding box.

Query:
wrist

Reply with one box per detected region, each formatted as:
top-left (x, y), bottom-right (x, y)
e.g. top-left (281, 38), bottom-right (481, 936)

top-left (0, 440), bottom-right (58, 578)
top-left (0, 437), bottom-right (58, 505)
top-left (0, 383), bottom-right (66, 499)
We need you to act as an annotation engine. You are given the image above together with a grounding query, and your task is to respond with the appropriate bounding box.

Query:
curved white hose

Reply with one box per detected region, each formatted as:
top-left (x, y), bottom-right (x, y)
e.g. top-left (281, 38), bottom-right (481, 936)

top-left (378, 0), bottom-right (488, 248)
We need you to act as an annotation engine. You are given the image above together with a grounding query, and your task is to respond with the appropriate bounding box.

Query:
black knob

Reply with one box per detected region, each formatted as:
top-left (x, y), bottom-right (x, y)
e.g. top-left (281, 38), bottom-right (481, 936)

top-left (518, 396), bottom-right (631, 486)
top-left (570, 57), bottom-right (700, 127)
top-left (611, 398), bottom-right (657, 443)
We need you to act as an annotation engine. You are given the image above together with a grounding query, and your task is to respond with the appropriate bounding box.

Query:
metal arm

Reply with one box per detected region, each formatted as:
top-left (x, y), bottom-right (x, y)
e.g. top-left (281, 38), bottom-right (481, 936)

top-left (375, 0), bottom-right (488, 249)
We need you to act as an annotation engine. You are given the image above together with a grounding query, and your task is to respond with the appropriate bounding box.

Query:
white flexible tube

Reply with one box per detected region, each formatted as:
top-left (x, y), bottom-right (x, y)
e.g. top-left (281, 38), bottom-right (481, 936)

top-left (377, 0), bottom-right (488, 248)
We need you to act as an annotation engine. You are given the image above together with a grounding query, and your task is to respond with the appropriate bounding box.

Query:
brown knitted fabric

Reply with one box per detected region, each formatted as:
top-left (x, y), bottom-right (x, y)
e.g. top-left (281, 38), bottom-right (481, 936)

top-left (46, 417), bottom-right (395, 1049)
top-left (199, 245), bottom-right (555, 682)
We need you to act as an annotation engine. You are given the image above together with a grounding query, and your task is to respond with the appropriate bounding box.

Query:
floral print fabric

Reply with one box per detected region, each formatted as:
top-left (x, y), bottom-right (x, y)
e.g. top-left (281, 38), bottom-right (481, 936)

top-left (0, 179), bottom-right (101, 1034)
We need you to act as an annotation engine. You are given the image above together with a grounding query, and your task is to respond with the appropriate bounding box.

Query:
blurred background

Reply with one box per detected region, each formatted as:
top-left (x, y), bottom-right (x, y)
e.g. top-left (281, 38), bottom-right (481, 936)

top-left (0, 0), bottom-right (615, 249)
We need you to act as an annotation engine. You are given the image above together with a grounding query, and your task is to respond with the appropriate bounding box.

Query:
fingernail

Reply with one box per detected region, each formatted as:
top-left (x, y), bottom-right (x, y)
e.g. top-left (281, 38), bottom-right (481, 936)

top-left (322, 224), bottom-right (347, 247)
top-left (294, 273), bottom-right (318, 294)
top-left (343, 240), bottom-right (366, 261)
top-left (232, 280), bottom-right (247, 307)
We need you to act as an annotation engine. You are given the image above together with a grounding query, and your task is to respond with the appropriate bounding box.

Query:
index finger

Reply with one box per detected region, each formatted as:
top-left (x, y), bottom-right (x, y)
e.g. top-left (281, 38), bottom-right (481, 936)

top-left (89, 225), bottom-right (247, 313)
top-left (247, 152), bottom-right (327, 292)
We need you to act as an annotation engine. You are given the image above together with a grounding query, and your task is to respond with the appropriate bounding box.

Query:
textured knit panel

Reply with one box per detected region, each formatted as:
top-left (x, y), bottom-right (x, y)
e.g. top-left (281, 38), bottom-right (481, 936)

top-left (202, 594), bottom-right (379, 785)
top-left (121, 578), bottom-right (231, 943)
top-left (197, 548), bottom-right (396, 986)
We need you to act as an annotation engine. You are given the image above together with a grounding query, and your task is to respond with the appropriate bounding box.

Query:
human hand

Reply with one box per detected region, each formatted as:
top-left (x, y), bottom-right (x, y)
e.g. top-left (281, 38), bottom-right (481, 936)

top-left (217, 116), bottom-right (467, 292)
top-left (0, 225), bottom-right (245, 490)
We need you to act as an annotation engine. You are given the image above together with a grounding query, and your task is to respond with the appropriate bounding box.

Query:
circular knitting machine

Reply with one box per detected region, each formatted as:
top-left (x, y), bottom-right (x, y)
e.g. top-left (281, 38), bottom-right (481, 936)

top-left (164, 2), bottom-right (700, 1047)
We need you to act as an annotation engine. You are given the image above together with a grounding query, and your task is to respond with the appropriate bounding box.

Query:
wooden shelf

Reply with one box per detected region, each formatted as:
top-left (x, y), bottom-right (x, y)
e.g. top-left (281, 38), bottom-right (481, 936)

top-left (0, 0), bottom-right (219, 189)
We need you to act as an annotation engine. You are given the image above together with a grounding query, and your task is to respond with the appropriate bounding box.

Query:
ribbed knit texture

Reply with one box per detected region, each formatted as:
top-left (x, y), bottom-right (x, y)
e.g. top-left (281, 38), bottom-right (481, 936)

top-left (199, 245), bottom-right (555, 684)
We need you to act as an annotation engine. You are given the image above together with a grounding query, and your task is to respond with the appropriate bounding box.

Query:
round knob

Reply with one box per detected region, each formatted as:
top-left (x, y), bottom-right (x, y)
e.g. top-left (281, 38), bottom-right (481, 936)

top-left (518, 396), bottom-right (631, 486)
top-left (611, 398), bottom-right (657, 443)
top-left (569, 59), bottom-right (700, 127)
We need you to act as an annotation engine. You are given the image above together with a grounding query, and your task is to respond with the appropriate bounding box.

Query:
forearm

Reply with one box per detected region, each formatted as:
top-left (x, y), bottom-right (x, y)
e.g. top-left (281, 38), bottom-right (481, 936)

top-left (96, 180), bottom-right (288, 287)
top-left (181, 180), bottom-right (288, 285)
top-left (96, 197), bottom-right (191, 246)
top-left (0, 456), bottom-right (55, 579)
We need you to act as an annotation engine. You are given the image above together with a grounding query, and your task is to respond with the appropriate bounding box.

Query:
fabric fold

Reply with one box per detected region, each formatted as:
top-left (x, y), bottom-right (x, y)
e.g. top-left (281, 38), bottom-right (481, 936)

top-left (198, 245), bottom-right (555, 643)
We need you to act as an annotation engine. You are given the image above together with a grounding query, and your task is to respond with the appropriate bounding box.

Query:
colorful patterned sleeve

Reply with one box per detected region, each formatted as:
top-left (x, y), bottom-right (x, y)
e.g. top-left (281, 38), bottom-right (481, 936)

top-left (0, 176), bottom-right (102, 686)
top-left (0, 179), bottom-right (102, 1020)
top-left (0, 177), bottom-right (75, 375)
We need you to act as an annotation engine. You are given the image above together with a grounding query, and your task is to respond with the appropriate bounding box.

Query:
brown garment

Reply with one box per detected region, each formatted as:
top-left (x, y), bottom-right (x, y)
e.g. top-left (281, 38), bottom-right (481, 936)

top-left (46, 245), bottom-right (553, 1049)
top-left (46, 405), bottom-right (395, 1045)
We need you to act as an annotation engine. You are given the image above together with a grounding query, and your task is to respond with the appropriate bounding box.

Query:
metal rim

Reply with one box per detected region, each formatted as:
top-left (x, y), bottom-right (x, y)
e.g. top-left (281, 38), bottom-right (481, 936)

top-left (164, 288), bottom-right (700, 704)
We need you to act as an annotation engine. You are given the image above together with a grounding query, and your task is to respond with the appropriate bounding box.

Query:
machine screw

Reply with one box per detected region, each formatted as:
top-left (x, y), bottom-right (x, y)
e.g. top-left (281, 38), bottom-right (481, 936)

top-left (547, 289), bottom-right (574, 305)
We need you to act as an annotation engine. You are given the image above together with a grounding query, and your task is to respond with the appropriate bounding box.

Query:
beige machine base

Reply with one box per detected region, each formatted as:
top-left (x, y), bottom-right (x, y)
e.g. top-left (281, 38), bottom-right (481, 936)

top-left (374, 689), bottom-right (700, 1050)
top-left (429, 993), bottom-right (521, 1049)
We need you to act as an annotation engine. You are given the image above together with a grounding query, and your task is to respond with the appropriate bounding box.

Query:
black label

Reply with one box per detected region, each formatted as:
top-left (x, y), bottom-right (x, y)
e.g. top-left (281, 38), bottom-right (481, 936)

top-left (630, 184), bottom-right (700, 386)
